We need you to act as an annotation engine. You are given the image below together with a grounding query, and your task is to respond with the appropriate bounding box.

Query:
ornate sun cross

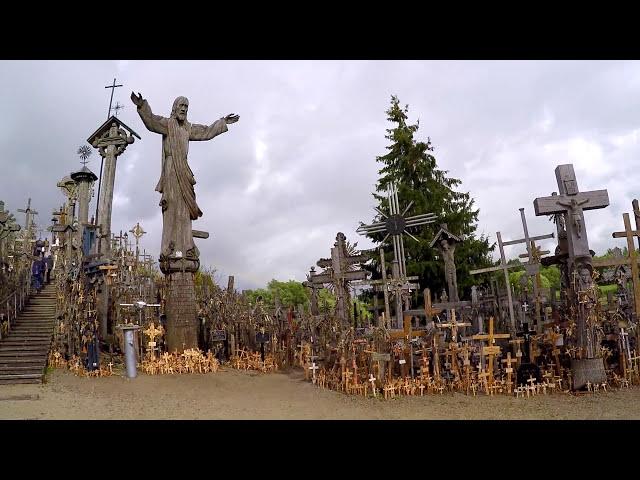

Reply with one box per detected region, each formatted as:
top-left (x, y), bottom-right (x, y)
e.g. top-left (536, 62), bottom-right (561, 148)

top-left (129, 222), bottom-right (146, 241)
top-left (356, 182), bottom-right (437, 278)
top-left (77, 145), bottom-right (92, 167)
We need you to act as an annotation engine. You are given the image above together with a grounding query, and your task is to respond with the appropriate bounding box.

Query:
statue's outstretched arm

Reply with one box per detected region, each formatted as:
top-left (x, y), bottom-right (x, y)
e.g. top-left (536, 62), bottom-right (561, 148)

top-left (131, 91), bottom-right (167, 135)
top-left (190, 113), bottom-right (239, 141)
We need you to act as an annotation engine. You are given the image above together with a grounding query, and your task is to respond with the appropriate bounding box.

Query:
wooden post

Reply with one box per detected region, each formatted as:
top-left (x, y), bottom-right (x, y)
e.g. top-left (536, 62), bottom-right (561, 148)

top-left (612, 213), bottom-right (640, 319)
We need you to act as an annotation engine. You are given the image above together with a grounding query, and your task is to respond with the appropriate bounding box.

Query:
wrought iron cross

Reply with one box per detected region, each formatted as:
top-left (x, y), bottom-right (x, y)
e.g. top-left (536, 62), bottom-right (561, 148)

top-left (356, 182), bottom-right (436, 278)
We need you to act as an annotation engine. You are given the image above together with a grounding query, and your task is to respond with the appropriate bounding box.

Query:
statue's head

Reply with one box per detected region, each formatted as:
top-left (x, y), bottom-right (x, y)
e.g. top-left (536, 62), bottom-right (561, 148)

top-left (171, 96), bottom-right (189, 122)
top-left (575, 261), bottom-right (593, 286)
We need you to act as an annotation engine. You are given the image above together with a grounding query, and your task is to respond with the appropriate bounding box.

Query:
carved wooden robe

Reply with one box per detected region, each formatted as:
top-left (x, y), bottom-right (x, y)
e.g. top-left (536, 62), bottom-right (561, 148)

top-left (136, 97), bottom-right (227, 272)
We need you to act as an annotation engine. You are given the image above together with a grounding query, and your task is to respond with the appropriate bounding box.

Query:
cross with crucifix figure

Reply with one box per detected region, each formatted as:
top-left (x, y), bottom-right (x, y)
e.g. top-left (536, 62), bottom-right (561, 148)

top-left (309, 232), bottom-right (369, 326)
top-left (534, 164), bottom-right (609, 363)
top-left (430, 224), bottom-right (463, 303)
top-left (472, 316), bottom-right (510, 387)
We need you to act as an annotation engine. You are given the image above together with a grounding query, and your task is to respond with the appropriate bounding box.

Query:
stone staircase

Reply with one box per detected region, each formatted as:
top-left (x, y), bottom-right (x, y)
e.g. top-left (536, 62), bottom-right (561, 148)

top-left (0, 282), bottom-right (56, 384)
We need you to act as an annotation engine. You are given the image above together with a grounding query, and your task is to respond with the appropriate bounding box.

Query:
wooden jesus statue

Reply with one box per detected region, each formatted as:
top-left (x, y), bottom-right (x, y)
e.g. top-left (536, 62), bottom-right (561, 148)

top-left (131, 92), bottom-right (239, 274)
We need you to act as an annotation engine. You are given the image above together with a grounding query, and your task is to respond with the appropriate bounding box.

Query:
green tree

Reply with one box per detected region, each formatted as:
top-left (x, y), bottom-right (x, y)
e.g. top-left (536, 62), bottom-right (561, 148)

top-left (245, 279), bottom-right (310, 309)
top-left (365, 95), bottom-right (494, 300)
top-left (593, 246), bottom-right (628, 260)
top-left (540, 265), bottom-right (561, 291)
top-left (508, 270), bottom-right (551, 294)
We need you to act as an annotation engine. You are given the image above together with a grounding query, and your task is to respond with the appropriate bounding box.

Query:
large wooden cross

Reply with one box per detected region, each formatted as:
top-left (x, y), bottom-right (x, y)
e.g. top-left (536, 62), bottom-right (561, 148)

top-left (534, 164), bottom-right (609, 358)
top-left (389, 313), bottom-right (428, 377)
top-left (533, 164), bottom-right (609, 260)
top-left (360, 249), bottom-right (420, 328)
top-left (310, 232), bottom-right (369, 325)
top-left (472, 316), bottom-right (510, 387)
top-left (592, 212), bottom-right (640, 319)
top-left (470, 228), bottom-right (553, 332)
top-left (516, 207), bottom-right (554, 333)
top-left (633, 199), bottom-right (640, 252)
top-left (17, 198), bottom-right (38, 237)
top-left (302, 266), bottom-right (323, 315)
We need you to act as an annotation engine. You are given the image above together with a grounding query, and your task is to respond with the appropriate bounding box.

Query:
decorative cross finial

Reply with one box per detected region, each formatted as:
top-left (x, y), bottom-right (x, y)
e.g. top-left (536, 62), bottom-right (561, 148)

top-left (77, 145), bottom-right (92, 167)
top-left (112, 102), bottom-right (125, 117)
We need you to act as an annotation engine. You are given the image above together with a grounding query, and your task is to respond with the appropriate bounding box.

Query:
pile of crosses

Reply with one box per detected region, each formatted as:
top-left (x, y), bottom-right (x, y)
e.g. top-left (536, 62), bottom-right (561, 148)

top-left (195, 275), bottom-right (310, 372)
top-left (296, 166), bottom-right (640, 397)
top-left (229, 348), bottom-right (278, 373)
top-left (48, 350), bottom-right (114, 377)
top-left (141, 348), bottom-right (220, 375)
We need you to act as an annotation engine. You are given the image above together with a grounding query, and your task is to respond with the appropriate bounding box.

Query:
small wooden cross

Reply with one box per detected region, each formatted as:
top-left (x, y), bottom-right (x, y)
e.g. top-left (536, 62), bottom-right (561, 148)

top-left (472, 316), bottom-right (510, 387)
top-left (501, 352), bottom-right (517, 391)
top-left (309, 362), bottom-right (319, 383)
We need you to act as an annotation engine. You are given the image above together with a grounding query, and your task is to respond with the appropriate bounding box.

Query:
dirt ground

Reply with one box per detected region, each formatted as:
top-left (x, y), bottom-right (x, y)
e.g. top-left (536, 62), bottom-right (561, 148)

top-left (1, 367), bottom-right (639, 420)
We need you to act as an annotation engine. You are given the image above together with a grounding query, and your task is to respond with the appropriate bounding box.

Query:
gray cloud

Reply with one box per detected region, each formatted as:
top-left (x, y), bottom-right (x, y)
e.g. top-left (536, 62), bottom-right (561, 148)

top-left (1, 60), bottom-right (639, 290)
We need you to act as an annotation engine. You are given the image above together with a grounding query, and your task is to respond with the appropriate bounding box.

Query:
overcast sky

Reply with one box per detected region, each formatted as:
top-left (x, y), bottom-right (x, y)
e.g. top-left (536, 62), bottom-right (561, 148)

top-left (1, 60), bottom-right (639, 290)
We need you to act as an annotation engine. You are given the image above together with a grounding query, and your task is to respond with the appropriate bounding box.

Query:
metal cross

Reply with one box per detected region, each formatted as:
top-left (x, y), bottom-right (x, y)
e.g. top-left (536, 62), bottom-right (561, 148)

top-left (356, 182), bottom-right (437, 278)
top-left (112, 101), bottom-right (125, 117)
top-left (105, 78), bottom-right (123, 119)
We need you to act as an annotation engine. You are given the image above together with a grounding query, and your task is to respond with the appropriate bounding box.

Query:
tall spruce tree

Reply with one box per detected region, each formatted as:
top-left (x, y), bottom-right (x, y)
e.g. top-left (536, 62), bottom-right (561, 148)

top-left (365, 95), bottom-right (494, 301)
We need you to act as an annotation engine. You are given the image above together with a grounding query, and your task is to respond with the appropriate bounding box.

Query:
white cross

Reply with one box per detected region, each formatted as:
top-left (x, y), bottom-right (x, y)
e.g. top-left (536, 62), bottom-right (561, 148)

top-left (369, 374), bottom-right (377, 397)
top-left (309, 362), bottom-right (319, 382)
top-left (522, 302), bottom-right (530, 313)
